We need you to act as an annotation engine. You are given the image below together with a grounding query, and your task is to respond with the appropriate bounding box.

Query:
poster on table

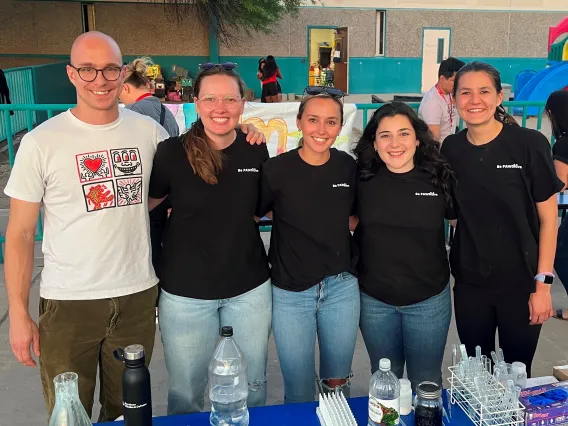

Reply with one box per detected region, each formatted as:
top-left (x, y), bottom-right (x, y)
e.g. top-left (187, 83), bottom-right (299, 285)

top-left (162, 102), bottom-right (358, 158)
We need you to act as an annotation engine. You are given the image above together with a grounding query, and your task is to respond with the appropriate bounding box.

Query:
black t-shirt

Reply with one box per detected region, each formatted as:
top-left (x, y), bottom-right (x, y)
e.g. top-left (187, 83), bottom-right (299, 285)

top-left (441, 124), bottom-right (563, 293)
top-left (257, 148), bottom-right (357, 291)
top-left (354, 167), bottom-right (455, 306)
top-left (149, 130), bottom-right (270, 299)
top-left (552, 135), bottom-right (568, 164)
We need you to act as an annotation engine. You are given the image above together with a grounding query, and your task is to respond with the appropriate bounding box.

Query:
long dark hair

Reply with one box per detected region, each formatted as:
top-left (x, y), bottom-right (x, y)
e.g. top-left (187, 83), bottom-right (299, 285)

top-left (546, 90), bottom-right (568, 140)
top-left (262, 55), bottom-right (278, 80)
top-left (453, 61), bottom-right (518, 126)
top-left (184, 66), bottom-right (245, 185)
top-left (296, 93), bottom-right (344, 148)
top-left (354, 102), bottom-right (454, 205)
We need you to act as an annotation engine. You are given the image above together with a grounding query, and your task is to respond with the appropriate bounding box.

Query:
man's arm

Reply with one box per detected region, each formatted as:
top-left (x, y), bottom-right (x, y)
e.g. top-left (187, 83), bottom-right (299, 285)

top-left (5, 198), bottom-right (41, 367)
top-left (428, 124), bottom-right (441, 141)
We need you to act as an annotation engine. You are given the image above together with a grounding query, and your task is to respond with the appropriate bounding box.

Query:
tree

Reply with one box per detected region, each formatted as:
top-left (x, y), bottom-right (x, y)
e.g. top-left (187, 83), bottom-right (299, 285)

top-left (166, 0), bottom-right (318, 46)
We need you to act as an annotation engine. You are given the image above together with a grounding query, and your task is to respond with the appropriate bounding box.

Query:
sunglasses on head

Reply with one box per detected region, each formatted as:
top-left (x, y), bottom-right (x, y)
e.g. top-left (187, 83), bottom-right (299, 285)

top-left (303, 86), bottom-right (345, 99)
top-left (198, 62), bottom-right (238, 71)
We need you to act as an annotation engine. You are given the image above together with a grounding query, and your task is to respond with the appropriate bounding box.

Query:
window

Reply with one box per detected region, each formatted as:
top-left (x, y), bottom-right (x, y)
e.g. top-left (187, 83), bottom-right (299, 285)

top-left (82, 3), bottom-right (96, 32)
top-left (375, 10), bottom-right (386, 56)
top-left (437, 38), bottom-right (445, 64)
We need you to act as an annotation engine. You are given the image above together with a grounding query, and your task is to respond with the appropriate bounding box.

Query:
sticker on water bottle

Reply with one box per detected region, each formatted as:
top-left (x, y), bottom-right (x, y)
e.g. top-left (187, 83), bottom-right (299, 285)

top-left (369, 395), bottom-right (400, 426)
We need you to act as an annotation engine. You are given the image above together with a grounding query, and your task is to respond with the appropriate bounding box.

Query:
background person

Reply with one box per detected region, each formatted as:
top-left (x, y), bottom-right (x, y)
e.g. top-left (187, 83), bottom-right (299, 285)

top-left (353, 102), bottom-right (455, 390)
top-left (121, 56), bottom-right (179, 137)
top-left (258, 55), bottom-right (282, 103)
top-left (419, 57), bottom-right (465, 142)
top-left (4, 31), bottom-right (169, 422)
top-left (257, 92), bottom-right (359, 403)
top-left (441, 62), bottom-right (562, 375)
top-left (121, 56), bottom-right (179, 281)
top-left (148, 64), bottom-right (271, 415)
top-left (546, 90), bottom-right (568, 320)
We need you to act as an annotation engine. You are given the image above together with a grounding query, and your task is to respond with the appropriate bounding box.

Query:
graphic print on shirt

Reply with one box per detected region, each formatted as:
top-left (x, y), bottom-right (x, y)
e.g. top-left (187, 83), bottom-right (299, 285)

top-left (76, 151), bottom-right (113, 183)
top-left (110, 148), bottom-right (142, 176)
top-left (116, 177), bottom-right (143, 206)
top-left (82, 180), bottom-right (116, 212)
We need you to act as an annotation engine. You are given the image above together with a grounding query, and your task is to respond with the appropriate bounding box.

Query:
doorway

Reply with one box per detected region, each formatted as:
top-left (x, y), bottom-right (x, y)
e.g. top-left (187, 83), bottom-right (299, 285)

top-left (307, 26), bottom-right (336, 89)
top-left (421, 28), bottom-right (451, 93)
top-left (333, 27), bottom-right (349, 94)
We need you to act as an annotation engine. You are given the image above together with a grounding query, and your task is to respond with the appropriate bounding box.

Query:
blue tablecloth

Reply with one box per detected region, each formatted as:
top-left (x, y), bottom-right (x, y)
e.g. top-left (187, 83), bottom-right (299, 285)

top-left (98, 392), bottom-right (473, 426)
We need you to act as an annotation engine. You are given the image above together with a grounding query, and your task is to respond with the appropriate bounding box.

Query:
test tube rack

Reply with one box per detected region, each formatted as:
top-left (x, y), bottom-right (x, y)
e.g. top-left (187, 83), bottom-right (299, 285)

top-left (448, 365), bottom-right (525, 426)
top-left (316, 390), bottom-right (357, 426)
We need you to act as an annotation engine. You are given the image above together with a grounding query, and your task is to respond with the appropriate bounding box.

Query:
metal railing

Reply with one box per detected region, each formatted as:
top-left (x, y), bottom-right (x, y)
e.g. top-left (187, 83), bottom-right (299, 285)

top-left (0, 101), bottom-right (551, 263)
top-left (0, 68), bottom-right (36, 142)
top-left (355, 101), bottom-right (550, 138)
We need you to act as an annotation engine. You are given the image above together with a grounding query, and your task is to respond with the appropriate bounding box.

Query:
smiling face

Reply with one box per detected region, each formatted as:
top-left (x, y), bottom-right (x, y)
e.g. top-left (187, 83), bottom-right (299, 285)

top-left (296, 97), bottom-right (343, 155)
top-left (67, 33), bottom-right (124, 115)
top-left (374, 114), bottom-right (419, 173)
top-left (455, 71), bottom-right (504, 127)
top-left (194, 74), bottom-right (245, 138)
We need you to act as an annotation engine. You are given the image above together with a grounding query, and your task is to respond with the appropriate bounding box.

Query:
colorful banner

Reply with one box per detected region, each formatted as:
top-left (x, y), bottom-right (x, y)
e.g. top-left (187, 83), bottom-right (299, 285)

top-left (163, 102), bottom-right (358, 157)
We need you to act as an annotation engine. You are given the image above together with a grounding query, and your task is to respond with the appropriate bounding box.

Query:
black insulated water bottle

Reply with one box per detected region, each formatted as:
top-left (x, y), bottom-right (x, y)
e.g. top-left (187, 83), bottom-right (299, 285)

top-left (114, 344), bottom-right (152, 426)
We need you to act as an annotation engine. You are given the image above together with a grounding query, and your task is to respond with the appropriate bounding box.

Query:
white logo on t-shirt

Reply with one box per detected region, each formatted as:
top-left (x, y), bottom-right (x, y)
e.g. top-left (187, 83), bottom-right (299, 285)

top-left (496, 164), bottom-right (522, 169)
top-left (333, 183), bottom-right (350, 188)
top-left (238, 168), bottom-right (259, 173)
top-left (415, 192), bottom-right (439, 197)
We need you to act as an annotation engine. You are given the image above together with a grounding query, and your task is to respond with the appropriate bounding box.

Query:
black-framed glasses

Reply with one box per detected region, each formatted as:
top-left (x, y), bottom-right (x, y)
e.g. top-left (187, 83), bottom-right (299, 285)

top-left (303, 86), bottom-right (345, 99)
top-left (198, 62), bottom-right (238, 72)
top-left (70, 65), bottom-right (123, 82)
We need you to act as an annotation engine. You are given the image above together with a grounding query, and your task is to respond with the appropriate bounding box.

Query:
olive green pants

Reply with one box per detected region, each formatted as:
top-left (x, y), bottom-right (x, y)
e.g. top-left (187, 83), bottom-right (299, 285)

top-left (39, 285), bottom-right (158, 423)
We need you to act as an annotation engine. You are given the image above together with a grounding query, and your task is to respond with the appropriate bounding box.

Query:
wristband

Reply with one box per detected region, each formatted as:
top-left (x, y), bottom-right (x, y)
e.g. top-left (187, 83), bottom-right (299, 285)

top-left (534, 273), bottom-right (554, 285)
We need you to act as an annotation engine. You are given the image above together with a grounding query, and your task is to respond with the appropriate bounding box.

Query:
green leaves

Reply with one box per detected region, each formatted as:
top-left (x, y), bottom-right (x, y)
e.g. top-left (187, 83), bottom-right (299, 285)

top-left (166, 0), bottom-right (319, 46)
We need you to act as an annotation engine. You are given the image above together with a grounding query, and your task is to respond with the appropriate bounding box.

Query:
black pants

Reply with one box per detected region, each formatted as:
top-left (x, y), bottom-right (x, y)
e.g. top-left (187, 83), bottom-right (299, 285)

top-left (454, 283), bottom-right (542, 377)
top-left (149, 199), bottom-right (170, 280)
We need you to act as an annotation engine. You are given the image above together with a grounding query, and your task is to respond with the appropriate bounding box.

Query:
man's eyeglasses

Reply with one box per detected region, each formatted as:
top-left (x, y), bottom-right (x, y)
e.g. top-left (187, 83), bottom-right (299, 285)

top-left (70, 65), bottom-right (123, 82)
top-left (198, 62), bottom-right (238, 72)
top-left (303, 86), bottom-right (345, 99)
top-left (198, 95), bottom-right (242, 110)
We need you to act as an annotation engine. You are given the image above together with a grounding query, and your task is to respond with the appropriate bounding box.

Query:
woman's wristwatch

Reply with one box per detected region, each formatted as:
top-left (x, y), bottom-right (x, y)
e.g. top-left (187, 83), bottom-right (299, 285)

top-left (534, 272), bottom-right (555, 284)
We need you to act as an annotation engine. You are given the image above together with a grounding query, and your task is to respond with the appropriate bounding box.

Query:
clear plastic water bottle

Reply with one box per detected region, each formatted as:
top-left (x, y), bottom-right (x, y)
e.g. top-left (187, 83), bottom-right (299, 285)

top-left (209, 326), bottom-right (249, 426)
top-left (368, 358), bottom-right (401, 426)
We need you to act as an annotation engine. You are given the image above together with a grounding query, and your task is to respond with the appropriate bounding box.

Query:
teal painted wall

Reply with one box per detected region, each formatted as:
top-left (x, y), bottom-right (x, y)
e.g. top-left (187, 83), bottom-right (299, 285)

top-left (349, 57), bottom-right (422, 94)
top-left (4, 54), bottom-right (553, 105)
top-left (32, 62), bottom-right (76, 123)
top-left (348, 57), bottom-right (548, 94)
top-left (220, 56), bottom-right (308, 98)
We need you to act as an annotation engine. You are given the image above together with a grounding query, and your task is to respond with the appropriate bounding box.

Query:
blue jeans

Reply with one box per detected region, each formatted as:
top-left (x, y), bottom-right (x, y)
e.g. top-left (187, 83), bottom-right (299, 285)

top-left (555, 218), bottom-right (568, 295)
top-left (158, 280), bottom-right (272, 415)
top-left (272, 272), bottom-right (360, 403)
top-left (360, 285), bottom-right (451, 390)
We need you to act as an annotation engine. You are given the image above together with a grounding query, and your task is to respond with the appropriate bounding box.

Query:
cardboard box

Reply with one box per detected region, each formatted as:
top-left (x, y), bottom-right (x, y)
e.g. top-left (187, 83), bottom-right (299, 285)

top-left (554, 366), bottom-right (568, 382)
top-left (520, 381), bottom-right (568, 426)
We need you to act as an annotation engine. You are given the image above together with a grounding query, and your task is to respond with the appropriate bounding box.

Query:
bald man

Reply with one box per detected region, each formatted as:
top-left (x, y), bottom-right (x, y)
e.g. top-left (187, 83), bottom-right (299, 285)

top-left (3, 31), bottom-right (169, 422)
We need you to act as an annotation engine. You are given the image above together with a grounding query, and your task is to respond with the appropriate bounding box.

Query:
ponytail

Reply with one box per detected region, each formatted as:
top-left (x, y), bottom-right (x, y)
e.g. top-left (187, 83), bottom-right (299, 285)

top-left (124, 56), bottom-right (152, 88)
top-left (495, 104), bottom-right (519, 126)
top-left (182, 118), bottom-right (225, 185)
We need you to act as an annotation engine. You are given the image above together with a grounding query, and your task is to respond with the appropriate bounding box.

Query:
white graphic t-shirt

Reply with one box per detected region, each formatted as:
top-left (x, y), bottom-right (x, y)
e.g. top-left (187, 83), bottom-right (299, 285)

top-left (4, 108), bottom-right (169, 300)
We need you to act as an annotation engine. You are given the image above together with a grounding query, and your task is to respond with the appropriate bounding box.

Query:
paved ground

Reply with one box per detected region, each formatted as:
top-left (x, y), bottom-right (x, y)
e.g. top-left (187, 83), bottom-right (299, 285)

top-left (0, 95), bottom-right (563, 424)
top-left (0, 228), bottom-right (567, 425)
